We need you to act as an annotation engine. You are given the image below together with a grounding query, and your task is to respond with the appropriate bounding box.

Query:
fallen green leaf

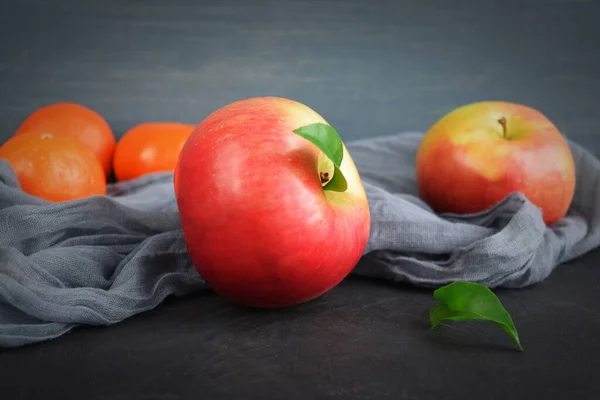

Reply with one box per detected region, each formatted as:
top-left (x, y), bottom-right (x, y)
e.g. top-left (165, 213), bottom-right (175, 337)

top-left (430, 281), bottom-right (523, 351)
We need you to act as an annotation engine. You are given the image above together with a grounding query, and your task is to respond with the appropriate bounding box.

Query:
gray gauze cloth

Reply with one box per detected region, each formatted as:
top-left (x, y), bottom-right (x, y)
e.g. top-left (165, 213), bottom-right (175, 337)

top-left (1, 132), bottom-right (599, 347)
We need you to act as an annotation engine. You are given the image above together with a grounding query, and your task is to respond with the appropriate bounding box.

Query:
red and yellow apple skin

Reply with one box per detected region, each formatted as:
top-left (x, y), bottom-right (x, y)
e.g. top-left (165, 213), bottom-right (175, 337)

top-left (416, 101), bottom-right (576, 225)
top-left (175, 97), bottom-right (370, 308)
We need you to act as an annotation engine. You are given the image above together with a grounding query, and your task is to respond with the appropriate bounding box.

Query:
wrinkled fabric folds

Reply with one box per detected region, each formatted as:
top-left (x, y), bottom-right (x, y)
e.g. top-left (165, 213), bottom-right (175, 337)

top-left (1, 132), bottom-right (599, 347)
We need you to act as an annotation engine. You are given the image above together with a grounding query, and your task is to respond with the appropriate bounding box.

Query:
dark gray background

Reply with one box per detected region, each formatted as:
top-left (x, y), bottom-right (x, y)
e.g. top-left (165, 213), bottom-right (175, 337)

top-left (1, 0), bottom-right (599, 155)
top-left (1, 1), bottom-right (600, 399)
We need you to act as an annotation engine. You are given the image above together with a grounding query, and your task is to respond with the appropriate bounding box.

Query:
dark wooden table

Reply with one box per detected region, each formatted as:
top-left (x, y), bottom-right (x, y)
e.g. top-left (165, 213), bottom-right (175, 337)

top-left (1, 1), bottom-right (599, 399)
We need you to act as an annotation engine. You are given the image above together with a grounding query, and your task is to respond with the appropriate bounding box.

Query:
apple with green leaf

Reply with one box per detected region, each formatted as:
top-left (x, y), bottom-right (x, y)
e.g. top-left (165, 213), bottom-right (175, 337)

top-left (416, 101), bottom-right (576, 224)
top-left (175, 97), bottom-right (371, 307)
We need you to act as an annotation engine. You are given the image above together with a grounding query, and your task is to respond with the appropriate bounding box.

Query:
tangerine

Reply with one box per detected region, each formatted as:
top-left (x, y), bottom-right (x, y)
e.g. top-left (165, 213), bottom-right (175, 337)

top-left (113, 122), bottom-right (195, 182)
top-left (14, 102), bottom-right (115, 177)
top-left (0, 131), bottom-right (107, 202)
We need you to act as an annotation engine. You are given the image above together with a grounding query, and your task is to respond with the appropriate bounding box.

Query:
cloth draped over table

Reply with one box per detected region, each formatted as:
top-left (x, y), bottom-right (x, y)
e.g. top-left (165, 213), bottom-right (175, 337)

top-left (1, 132), bottom-right (599, 347)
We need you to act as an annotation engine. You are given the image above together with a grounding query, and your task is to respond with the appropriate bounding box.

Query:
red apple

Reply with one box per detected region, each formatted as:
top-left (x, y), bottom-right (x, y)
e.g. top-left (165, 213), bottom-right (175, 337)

top-left (416, 101), bottom-right (576, 224)
top-left (175, 97), bottom-right (371, 307)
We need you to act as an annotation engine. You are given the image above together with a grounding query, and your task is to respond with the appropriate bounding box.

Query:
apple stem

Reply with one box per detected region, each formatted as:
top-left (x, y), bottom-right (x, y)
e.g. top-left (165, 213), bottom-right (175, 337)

top-left (498, 117), bottom-right (508, 139)
top-left (320, 171), bottom-right (330, 184)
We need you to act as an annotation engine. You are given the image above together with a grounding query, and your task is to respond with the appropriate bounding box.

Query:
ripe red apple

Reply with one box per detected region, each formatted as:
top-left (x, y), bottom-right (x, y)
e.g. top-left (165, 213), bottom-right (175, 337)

top-left (416, 101), bottom-right (576, 224)
top-left (175, 97), bottom-right (371, 307)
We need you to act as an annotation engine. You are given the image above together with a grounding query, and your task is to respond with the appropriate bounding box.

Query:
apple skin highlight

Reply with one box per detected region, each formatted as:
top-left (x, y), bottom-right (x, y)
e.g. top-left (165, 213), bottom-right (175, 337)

top-left (175, 97), bottom-right (371, 307)
top-left (416, 101), bottom-right (576, 225)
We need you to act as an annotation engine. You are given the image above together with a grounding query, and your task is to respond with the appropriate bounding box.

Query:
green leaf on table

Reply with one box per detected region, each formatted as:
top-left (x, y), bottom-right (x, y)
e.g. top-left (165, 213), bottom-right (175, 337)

top-left (429, 281), bottom-right (523, 351)
top-left (293, 122), bottom-right (347, 192)
top-left (293, 122), bottom-right (344, 168)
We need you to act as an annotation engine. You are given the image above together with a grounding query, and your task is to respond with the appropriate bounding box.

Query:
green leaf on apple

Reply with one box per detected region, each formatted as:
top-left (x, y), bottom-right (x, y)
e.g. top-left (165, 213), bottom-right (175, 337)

top-left (323, 164), bottom-right (348, 192)
top-left (293, 122), bottom-right (344, 167)
top-left (293, 122), bottom-right (347, 192)
top-left (429, 281), bottom-right (523, 351)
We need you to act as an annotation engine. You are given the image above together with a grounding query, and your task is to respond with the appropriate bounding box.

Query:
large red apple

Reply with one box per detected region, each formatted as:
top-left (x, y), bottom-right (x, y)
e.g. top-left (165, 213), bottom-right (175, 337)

top-left (175, 97), bottom-right (371, 307)
top-left (416, 101), bottom-right (576, 224)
